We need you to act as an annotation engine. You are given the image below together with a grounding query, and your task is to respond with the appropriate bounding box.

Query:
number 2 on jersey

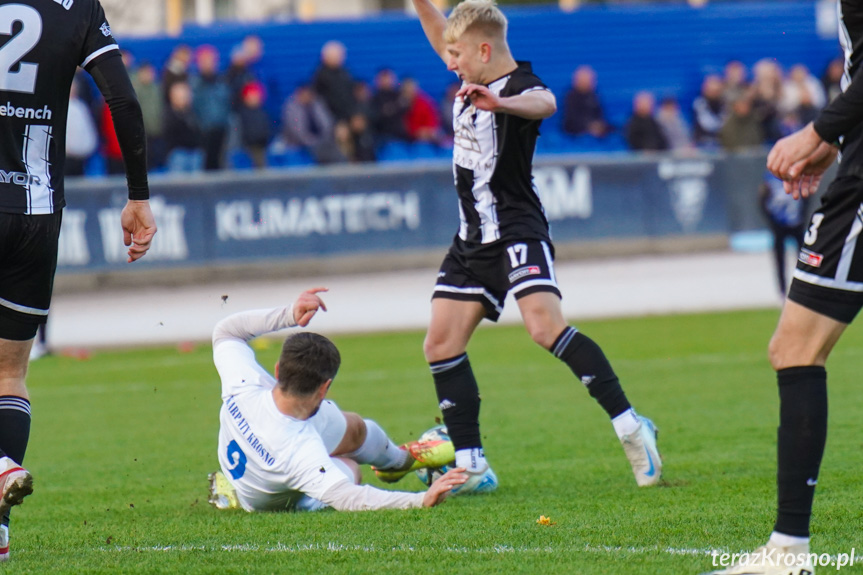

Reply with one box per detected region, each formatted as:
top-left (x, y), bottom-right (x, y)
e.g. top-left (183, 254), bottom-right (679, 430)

top-left (0, 4), bottom-right (42, 94)
top-left (226, 440), bottom-right (248, 480)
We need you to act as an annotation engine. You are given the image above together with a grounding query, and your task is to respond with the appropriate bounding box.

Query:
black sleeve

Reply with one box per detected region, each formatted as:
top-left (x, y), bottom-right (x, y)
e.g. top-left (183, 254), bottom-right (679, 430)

top-left (87, 52), bottom-right (149, 200)
top-left (813, 68), bottom-right (863, 144)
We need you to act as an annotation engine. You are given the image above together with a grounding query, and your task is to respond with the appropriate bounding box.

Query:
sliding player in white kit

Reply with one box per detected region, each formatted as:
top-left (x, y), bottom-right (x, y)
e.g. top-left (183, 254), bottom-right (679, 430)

top-left (208, 287), bottom-right (465, 512)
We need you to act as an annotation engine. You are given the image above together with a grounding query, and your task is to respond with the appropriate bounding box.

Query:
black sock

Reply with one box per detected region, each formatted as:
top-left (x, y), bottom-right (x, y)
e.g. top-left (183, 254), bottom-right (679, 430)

top-left (551, 327), bottom-right (631, 418)
top-left (430, 354), bottom-right (481, 451)
top-left (774, 366), bottom-right (827, 538)
top-left (0, 396), bottom-right (31, 527)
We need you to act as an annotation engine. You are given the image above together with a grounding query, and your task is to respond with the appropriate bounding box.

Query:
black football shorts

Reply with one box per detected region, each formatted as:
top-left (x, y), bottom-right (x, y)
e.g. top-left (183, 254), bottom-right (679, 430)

top-left (788, 176), bottom-right (863, 323)
top-left (433, 238), bottom-right (561, 321)
top-left (0, 211), bottom-right (62, 340)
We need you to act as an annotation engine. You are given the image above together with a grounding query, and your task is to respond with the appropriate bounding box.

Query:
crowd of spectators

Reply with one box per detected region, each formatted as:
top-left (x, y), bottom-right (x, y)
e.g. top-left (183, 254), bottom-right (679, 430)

top-left (66, 37), bottom-right (845, 176)
top-left (560, 58), bottom-right (843, 154)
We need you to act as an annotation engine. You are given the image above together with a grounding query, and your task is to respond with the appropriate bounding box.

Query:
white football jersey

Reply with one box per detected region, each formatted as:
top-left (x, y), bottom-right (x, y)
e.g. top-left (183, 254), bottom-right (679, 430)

top-left (215, 337), bottom-right (350, 512)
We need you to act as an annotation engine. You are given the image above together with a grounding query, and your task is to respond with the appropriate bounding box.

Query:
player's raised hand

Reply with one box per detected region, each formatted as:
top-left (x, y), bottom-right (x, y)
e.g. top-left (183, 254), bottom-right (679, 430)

top-left (120, 200), bottom-right (157, 263)
top-left (422, 467), bottom-right (468, 507)
top-left (293, 287), bottom-right (329, 327)
top-left (457, 84), bottom-right (501, 112)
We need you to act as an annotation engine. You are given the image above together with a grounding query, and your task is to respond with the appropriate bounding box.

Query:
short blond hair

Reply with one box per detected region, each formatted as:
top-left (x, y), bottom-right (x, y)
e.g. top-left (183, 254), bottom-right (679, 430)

top-left (444, 1), bottom-right (508, 44)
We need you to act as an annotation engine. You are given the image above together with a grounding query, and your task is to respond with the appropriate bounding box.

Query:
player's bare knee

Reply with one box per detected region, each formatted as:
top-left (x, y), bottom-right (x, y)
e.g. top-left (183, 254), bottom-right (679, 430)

top-left (341, 413), bottom-right (366, 453)
top-left (768, 334), bottom-right (815, 371)
top-left (526, 323), bottom-right (557, 350)
top-left (423, 333), bottom-right (456, 362)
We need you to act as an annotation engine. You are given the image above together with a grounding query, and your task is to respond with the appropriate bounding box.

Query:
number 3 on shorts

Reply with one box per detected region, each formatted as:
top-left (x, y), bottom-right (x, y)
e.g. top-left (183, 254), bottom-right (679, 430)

top-left (804, 213), bottom-right (825, 246)
top-left (507, 243), bottom-right (528, 268)
top-left (226, 440), bottom-right (247, 480)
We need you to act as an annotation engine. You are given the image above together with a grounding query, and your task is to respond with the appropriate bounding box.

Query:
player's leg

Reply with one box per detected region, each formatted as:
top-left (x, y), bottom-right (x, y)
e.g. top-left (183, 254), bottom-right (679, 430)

top-left (508, 240), bottom-right (659, 486)
top-left (0, 213), bottom-right (57, 559)
top-left (706, 179), bottom-right (862, 574)
top-left (516, 291), bottom-right (660, 486)
top-left (424, 297), bottom-right (487, 472)
top-left (326, 411), bottom-right (454, 483)
top-left (764, 301), bottom-right (844, 551)
top-left (333, 412), bottom-right (408, 470)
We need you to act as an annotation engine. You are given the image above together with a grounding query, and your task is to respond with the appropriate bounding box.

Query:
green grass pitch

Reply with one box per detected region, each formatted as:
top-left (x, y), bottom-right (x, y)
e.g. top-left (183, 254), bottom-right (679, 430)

top-left (13, 309), bottom-right (863, 573)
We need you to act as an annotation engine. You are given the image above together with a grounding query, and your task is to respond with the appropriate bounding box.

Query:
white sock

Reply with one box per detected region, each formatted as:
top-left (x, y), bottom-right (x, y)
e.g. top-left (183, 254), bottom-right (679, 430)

top-left (347, 420), bottom-right (408, 469)
top-left (611, 408), bottom-right (640, 439)
top-left (769, 531), bottom-right (810, 548)
top-left (455, 447), bottom-right (488, 473)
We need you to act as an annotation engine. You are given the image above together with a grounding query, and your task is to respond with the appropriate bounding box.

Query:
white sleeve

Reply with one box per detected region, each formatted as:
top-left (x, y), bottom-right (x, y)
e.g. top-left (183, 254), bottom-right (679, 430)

top-left (319, 480), bottom-right (426, 512)
top-left (284, 436), bottom-right (425, 511)
top-left (212, 306), bottom-right (296, 398)
top-left (212, 306), bottom-right (297, 347)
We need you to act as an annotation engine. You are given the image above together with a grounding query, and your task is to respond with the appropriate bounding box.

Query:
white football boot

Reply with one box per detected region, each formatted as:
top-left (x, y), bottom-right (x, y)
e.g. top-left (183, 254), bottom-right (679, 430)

top-left (702, 541), bottom-right (815, 574)
top-left (620, 415), bottom-right (662, 486)
top-left (0, 458), bottom-right (32, 520)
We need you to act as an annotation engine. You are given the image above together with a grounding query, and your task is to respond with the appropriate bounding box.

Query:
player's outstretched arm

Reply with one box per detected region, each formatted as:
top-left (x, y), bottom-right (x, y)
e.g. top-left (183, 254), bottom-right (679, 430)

top-left (212, 288), bottom-right (329, 347)
top-left (458, 84), bottom-right (557, 120)
top-left (412, 0), bottom-right (449, 62)
top-left (318, 468), bottom-right (467, 511)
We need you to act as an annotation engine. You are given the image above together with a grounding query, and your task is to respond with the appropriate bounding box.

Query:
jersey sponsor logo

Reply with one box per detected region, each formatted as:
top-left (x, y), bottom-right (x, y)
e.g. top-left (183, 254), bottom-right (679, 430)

top-left (0, 169), bottom-right (42, 187)
top-left (799, 248), bottom-right (824, 268)
top-left (0, 103), bottom-right (52, 120)
top-left (100, 22), bottom-right (112, 37)
top-left (53, 0), bottom-right (74, 9)
top-left (508, 265), bottom-right (540, 283)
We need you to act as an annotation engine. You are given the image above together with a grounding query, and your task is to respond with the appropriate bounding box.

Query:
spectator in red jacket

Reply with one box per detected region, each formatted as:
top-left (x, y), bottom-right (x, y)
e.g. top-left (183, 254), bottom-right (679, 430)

top-left (402, 77), bottom-right (441, 143)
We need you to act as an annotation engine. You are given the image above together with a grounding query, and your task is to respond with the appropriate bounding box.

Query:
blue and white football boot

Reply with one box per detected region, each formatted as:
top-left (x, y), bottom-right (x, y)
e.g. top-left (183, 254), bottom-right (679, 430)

top-left (620, 415), bottom-right (662, 486)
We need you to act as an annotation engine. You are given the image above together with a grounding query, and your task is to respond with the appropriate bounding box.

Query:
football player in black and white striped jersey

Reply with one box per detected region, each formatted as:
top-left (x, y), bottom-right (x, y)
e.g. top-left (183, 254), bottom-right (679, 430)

top-left (407, 0), bottom-right (661, 493)
top-left (706, 1), bottom-right (863, 573)
top-left (0, 0), bottom-right (156, 560)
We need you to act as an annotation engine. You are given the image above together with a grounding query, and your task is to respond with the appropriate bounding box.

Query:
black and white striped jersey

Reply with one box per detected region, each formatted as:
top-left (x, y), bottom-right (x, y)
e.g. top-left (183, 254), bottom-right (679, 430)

top-left (450, 61), bottom-right (552, 252)
top-left (0, 0), bottom-right (118, 215)
top-left (814, 0), bottom-right (863, 178)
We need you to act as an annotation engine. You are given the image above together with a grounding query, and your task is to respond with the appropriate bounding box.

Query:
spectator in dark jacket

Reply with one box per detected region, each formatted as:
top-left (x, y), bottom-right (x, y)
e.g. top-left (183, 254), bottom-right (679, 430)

top-left (191, 45), bottom-right (231, 171)
top-left (371, 68), bottom-right (408, 142)
top-left (562, 65), bottom-right (610, 137)
top-left (625, 91), bottom-right (668, 151)
top-left (692, 74), bottom-right (725, 148)
top-left (238, 82), bottom-right (272, 169)
top-left (313, 41), bottom-right (356, 122)
top-left (162, 45), bottom-right (192, 104)
top-left (164, 81), bottom-right (203, 173)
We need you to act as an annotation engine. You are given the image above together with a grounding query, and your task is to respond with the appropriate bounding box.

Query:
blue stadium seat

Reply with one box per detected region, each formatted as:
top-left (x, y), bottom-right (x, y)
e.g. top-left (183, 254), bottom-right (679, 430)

top-left (228, 149), bottom-right (254, 171)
